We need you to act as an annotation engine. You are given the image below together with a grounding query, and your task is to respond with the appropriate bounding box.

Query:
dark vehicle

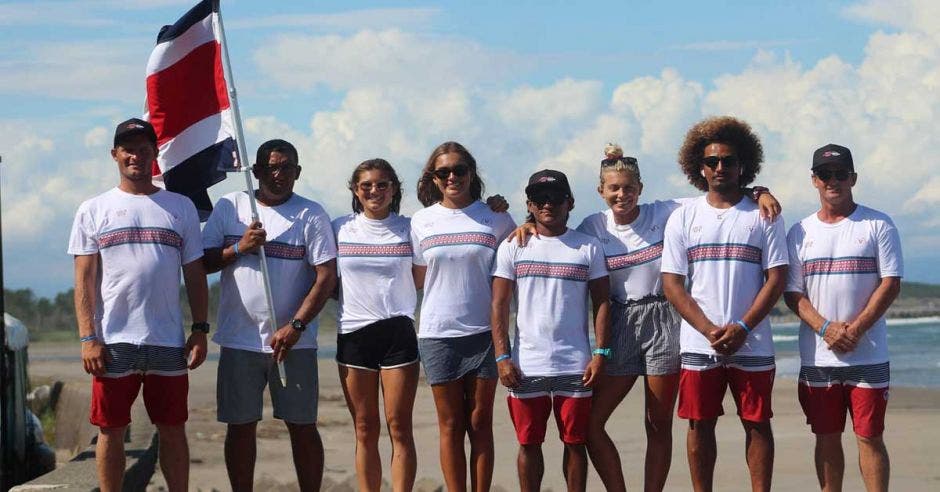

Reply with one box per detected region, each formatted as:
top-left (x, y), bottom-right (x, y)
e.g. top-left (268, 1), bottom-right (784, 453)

top-left (1, 314), bottom-right (55, 490)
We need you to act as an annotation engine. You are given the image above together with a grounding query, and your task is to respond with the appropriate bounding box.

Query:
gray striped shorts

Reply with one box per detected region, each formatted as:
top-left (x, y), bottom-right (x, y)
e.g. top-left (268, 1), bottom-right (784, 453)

top-left (606, 295), bottom-right (681, 376)
top-left (418, 331), bottom-right (497, 385)
top-left (103, 343), bottom-right (187, 377)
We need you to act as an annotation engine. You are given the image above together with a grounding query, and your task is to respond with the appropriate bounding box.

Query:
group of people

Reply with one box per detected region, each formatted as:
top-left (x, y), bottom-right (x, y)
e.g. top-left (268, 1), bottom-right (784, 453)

top-left (70, 114), bottom-right (901, 492)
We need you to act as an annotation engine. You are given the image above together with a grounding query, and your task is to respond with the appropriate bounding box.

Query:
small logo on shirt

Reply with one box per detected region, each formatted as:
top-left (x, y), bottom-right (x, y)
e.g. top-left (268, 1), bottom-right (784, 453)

top-left (692, 226), bottom-right (702, 233)
top-left (116, 209), bottom-right (127, 217)
top-left (744, 225), bottom-right (756, 232)
top-left (857, 238), bottom-right (865, 244)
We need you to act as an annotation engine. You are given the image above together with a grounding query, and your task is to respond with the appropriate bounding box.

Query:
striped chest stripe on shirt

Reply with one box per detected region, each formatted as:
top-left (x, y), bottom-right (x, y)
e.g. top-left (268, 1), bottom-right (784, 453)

top-left (515, 260), bottom-right (589, 282)
top-left (606, 241), bottom-right (663, 271)
top-left (99, 227), bottom-right (182, 250)
top-left (420, 232), bottom-right (497, 251)
top-left (222, 236), bottom-right (307, 260)
top-left (338, 241), bottom-right (413, 257)
top-left (802, 256), bottom-right (878, 277)
top-left (687, 243), bottom-right (761, 265)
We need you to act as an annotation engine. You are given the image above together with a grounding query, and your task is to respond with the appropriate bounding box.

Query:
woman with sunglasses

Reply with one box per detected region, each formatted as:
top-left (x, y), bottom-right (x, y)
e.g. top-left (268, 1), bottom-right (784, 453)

top-left (511, 143), bottom-right (780, 491)
top-left (333, 159), bottom-right (420, 492)
top-left (411, 141), bottom-right (516, 492)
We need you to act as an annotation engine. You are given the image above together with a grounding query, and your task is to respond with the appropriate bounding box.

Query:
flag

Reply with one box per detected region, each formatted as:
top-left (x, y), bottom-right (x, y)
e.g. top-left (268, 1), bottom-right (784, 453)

top-left (145, 0), bottom-right (238, 221)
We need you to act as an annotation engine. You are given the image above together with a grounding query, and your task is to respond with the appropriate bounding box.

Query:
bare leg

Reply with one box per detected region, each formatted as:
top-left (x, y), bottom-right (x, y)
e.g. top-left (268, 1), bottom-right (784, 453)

top-left (742, 420), bottom-right (774, 492)
top-left (338, 365), bottom-right (382, 491)
top-left (156, 424), bottom-right (189, 492)
top-left (465, 376), bottom-right (497, 492)
top-left (644, 374), bottom-right (680, 492)
top-left (815, 433), bottom-right (844, 492)
top-left (286, 422), bottom-right (324, 491)
top-left (518, 444), bottom-right (544, 492)
top-left (563, 443), bottom-right (589, 492)
top-left (96, 426), bottom-right (126, 492)
top-left (856, 434), bottom-right (889, 492)
top-left (380, 363), bottom-right (419, 492)
top-left (687, 419), bottom-right (717, 492)
top-left (431, 381), bottom-right (469, 492)
top-left (224, 422), bottom-right (257, 492)
top-left (586, 374), bottom-right (636, 492)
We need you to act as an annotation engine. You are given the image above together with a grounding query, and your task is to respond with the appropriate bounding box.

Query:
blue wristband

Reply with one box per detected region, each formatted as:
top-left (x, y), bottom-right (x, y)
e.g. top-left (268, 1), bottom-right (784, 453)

top-left (820, 320), bottom-right (831, 336)
top-left (233, 241), bottom-right (241, 257)
top-left (735, 320), bottom-right (752, 334)
top-left (80, 334), bottom-right (98, 343)
top-left (495, 354), bottom-right (511, 363)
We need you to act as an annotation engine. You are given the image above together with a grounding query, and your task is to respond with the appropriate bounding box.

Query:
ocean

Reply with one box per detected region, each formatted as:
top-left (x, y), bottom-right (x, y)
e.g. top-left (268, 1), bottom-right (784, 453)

top-left (773, 317), bottom-right (940, 388)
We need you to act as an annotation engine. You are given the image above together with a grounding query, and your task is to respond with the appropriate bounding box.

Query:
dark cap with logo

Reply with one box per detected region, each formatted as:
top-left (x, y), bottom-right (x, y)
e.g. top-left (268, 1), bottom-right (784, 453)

top-left (812, 143), bottom-right (853, 171)
top-left (114, 118), bottom-right (158, 148)
top-left (525, 169), bottom-right (572, 198)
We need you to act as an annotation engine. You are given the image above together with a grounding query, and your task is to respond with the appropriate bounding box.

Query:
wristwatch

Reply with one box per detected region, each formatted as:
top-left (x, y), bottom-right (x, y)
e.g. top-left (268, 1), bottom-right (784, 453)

top-left (191, 322), bottom-right (210, 334)
top-left (592, 348), bottom-right (612, 358)
top-left (290, 318), bottom-right (307, 332)
top-left (750, 186), bottom-right (770, 201)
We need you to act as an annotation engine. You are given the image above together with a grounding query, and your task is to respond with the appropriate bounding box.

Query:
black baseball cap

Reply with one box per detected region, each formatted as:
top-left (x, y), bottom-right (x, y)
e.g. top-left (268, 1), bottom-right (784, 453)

top-left (525, 169), bottom-right (572, 198)
top-left (114, 118), bottom-right (157, 148)
top-left (812, 144), bottom-right (853, 171)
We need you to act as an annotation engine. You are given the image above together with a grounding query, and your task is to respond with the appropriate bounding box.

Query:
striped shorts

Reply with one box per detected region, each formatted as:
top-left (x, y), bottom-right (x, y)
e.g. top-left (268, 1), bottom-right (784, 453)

top-left (606, 295), bottom-right (681, 376)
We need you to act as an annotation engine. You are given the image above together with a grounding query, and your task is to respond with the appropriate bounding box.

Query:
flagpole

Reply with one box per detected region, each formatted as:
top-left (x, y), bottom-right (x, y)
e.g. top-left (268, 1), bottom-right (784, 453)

top-left (214, 2), bottom-right (287, 386)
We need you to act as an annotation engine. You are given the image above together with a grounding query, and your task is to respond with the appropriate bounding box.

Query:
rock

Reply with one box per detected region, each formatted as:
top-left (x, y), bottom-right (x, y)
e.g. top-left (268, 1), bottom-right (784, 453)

top-left (26, 385), bottom-right (51, 414)
top-left (414, 477), bottom-right (444, 492)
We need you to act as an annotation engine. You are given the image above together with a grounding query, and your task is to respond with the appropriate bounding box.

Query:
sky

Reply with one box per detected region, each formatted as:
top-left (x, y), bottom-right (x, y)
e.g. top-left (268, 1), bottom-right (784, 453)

top-left (2, 0), bottom-right (939, 297)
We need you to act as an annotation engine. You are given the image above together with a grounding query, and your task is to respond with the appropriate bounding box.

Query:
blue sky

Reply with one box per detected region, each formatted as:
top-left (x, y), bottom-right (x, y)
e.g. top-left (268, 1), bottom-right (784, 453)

top-left (2, 0), bottom-right (939, 296)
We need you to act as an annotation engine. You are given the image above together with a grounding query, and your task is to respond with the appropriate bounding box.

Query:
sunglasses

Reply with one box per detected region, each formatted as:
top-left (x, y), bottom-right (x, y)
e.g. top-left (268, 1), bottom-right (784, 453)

top-left (357, 181), bottom-right (392, 192)
top-left (528, 191), bottom-right (569, 207)
top-left (432, 164), bottom-right (470, 180)
top-left (253, 163), bottom-right (297, 176)
top-left (601, 156), bottom-right (638, 167)
top-left (702, 155), bottom-right (740, 169)
top-left (814, 169), bottom-right (853, 181)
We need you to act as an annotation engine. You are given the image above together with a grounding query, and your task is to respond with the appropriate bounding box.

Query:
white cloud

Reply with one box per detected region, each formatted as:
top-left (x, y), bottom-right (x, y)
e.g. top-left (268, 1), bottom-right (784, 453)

top-left (253, 29), bottom-right (519, 92)
top-left (84, 127), bottom-right (109, 148)
top-left (227, 8), bottom-right (440, 31)
top-left (843, 0), bottom-right (940, 41)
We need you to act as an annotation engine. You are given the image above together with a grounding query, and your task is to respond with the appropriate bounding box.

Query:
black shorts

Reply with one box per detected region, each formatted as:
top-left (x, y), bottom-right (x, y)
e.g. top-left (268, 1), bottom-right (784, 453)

top-left (336, 316), bottom-right (419, 371)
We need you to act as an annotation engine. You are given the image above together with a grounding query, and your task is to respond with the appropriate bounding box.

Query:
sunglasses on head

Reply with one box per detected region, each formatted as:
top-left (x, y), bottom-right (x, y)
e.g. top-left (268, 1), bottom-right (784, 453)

top-left (528, 190), bottom-right (569, 207)
top-left (702, 155), bottom-right (740, 169)
top-left (432, 164), bottom-right (470, 180)
top-left (814, 169), bottom-right (853, 181)
top-left (601, 156), bottom-right (638, 167)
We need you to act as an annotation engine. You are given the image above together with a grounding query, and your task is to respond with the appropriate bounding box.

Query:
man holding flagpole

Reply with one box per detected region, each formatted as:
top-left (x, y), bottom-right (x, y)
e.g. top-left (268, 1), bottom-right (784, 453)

top-left (69, 118), bottom-right (209, 492)
top-left (203, 139), bottom-right (337, 491)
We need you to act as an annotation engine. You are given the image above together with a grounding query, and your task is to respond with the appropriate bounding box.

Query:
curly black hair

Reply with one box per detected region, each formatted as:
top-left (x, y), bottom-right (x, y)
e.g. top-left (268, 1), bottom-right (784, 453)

top-left (677, 116), bottom-right (763, 192)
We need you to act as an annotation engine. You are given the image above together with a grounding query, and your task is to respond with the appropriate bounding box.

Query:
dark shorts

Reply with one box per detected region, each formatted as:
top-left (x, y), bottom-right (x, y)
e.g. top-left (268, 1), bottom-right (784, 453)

top-left (217, 347), bottom-right (319, 425)
top-left (418, 331), bottom-right (497, 385)
top-left (336, 316), bottom-right (419, 371)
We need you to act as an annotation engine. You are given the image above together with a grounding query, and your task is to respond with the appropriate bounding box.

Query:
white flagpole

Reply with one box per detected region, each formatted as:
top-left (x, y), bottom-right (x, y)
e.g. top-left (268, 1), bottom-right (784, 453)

top-left (214, 3), bottom-right (288, 386)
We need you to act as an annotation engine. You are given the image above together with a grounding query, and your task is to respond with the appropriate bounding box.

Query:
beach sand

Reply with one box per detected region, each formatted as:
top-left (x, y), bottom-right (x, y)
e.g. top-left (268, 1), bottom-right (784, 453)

top-left (28, 340), bottom-right (940, 491)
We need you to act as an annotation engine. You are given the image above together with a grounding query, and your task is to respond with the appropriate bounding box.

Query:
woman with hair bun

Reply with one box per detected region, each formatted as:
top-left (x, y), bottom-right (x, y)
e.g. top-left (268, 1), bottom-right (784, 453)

top-left (411, 141), bottom-right (515, 492)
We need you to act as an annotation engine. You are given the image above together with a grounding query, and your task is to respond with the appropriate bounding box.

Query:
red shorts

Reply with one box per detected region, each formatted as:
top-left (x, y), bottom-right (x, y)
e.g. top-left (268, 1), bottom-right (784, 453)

top-left (91, 374), bottom-right (189, 428)
top-left (89, 343), bottom-right (189, 428)
top-left (798, 364), bottom-right (889, 438)
top-left (507, 375), bottom-right (592, 445)
top-left (678, 355), bottom-right (775, 422)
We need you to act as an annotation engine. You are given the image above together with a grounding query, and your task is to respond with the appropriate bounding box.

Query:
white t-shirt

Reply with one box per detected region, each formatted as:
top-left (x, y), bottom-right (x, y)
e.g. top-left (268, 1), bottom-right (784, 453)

top-left (577, 199), bottom-right (693, 302)
top-left (661, 196), bottom-right (788, 357)
top-left (411, 201), bottom-right (516, 338)
top-left (493, 230), bottom-right (608, 376)
top-left (333, 212), bottom-right (416, 334)
top-left (203, 191), bottom-right (337, 352)
top-left (786, 205), bottom-right (903, 367)
top-left (67, 188), bottom-right (203, 347)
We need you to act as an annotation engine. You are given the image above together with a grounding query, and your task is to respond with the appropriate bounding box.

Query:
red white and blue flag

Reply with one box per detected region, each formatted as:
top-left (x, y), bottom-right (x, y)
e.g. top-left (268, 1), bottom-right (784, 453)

top-left (145, 0), bottom-right (238, 220)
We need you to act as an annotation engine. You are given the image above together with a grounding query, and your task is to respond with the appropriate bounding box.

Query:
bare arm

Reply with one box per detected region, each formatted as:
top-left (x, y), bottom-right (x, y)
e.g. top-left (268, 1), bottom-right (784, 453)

top-left (203, 220), bottom-right (266, 273)
top-left (583, 276), bottom-right (611, 387)
top-left (491, 276), bottom-right (521, 388)
top-left (270, 259), bottom-right (338, 362)
top-left (75, 254), bottom-right (107, 376)
top-left (847, 277), bottom-right (901, 338)
top-left (182, 258), bottom-right (209, 369)
top-left (412, 264), bottom-right (427, 290)
top-left (784, 289), bottom-right (855, 353)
